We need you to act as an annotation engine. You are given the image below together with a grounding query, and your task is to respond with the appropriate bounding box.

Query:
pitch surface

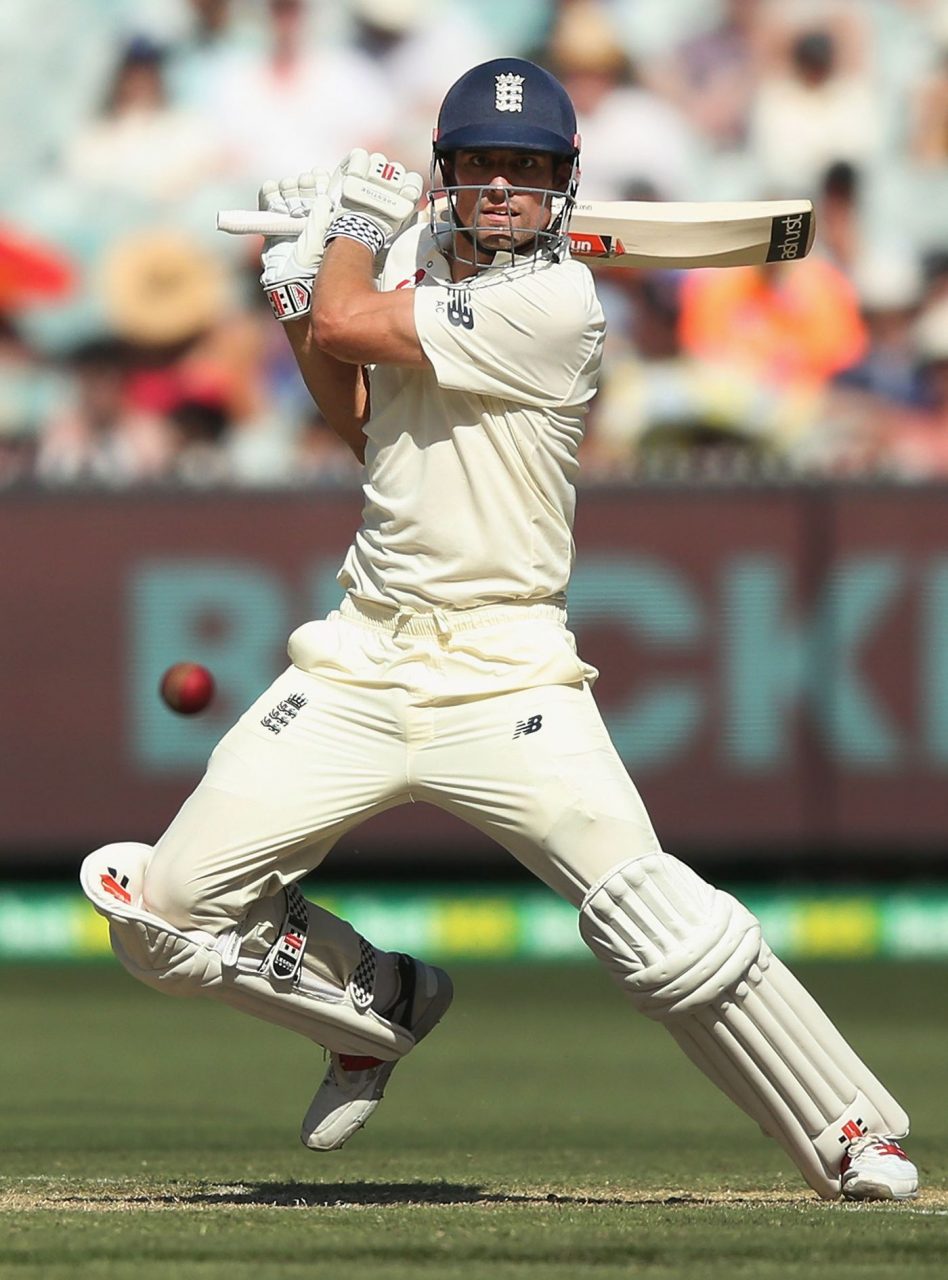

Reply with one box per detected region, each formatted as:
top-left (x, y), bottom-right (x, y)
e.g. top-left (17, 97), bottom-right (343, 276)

top-left (2, 960), bottom-right (945, 1278)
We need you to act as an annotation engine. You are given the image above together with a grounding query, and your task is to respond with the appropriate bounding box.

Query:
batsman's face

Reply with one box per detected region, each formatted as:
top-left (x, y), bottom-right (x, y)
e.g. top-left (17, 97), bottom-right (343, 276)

top-left (452, 150), bottom-right (559, 255)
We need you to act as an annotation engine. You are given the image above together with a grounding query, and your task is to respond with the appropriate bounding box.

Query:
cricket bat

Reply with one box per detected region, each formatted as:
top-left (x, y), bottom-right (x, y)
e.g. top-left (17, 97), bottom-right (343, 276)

top-left (216, 198), bottom-right (815, 269)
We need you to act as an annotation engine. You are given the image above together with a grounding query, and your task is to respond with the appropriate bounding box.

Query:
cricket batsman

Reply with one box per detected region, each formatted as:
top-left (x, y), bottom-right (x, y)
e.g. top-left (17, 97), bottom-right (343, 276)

top-left (82, 58), bottom-right (918, 1202)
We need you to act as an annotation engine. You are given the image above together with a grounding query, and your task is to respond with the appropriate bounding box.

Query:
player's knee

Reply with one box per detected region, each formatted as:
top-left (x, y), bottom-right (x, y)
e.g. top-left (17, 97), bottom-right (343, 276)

top-left (81, 841), bottom-right (221, 995)
top-left (578, 851), bottom-right (762, 1018)
top-left (142, 858), bottom-right (215, 933)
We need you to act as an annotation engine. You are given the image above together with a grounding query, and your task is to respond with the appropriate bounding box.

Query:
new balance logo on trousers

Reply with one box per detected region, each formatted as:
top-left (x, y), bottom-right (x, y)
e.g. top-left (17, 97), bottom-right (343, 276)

top-left (514, 715), bottom-right (543, 738)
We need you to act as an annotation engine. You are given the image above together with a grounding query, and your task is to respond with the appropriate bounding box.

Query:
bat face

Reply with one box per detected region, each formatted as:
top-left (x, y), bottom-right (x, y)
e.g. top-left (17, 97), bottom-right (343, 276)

top-left (566, 199), bottom-right (816, 269)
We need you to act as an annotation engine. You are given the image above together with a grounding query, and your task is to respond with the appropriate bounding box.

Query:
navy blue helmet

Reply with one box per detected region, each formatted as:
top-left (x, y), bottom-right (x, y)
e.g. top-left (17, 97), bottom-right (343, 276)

top-left (434, 58), bottom-right (580, 161)
top-left (430, 59), bottom-right (581, 270)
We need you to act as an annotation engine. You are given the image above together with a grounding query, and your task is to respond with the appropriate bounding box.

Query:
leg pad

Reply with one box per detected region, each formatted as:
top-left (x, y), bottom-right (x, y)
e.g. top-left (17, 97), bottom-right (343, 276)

top-left (580, 855), bottom-right (909, 1198)
top-left (81, 843), bottom-right (412, 1060)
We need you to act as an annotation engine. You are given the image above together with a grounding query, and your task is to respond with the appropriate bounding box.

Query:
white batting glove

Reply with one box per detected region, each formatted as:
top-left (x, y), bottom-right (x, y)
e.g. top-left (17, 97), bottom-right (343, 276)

top-left (325, 149), bottom-right (424, 258)
top-left (258, 170), bottom-right (334, 322)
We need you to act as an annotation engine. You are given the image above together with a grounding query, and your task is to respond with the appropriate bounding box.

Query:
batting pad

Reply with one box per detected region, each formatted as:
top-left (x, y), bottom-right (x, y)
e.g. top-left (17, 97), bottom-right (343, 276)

top-left (579, 854), bottom-right (909, 1199)
top-left (80, 843), bottom-right (411, 1060)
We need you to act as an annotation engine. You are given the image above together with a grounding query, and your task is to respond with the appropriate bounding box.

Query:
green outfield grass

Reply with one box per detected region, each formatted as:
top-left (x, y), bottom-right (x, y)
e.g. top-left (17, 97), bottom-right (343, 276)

top-left (1, 960), bottom-right (945, 1279)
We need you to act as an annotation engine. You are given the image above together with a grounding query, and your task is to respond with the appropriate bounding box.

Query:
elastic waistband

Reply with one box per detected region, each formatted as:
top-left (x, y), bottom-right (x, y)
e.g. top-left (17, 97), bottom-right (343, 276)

top-left (339, 594), bottom-right (567, 637)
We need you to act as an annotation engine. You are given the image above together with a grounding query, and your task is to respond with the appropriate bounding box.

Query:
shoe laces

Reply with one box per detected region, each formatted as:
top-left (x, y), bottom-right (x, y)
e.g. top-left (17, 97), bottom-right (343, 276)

top-left (846, 1134), bottom-right (909, 1161)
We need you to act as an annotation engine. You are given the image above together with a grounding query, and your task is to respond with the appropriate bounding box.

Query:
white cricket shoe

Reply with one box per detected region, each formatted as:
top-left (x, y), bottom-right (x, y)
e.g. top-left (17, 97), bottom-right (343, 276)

top-left (301, 954), bottom-right (453, 1151)
top-left (840, 1135), bottom-right (919, 1201)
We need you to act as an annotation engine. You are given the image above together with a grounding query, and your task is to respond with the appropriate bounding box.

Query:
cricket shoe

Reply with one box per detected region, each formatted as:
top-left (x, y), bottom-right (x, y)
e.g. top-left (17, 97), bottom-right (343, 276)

top-left (301, 954), bottom-right (453, 1151)
top-left (840, 1135), bottom-right (919, 1201)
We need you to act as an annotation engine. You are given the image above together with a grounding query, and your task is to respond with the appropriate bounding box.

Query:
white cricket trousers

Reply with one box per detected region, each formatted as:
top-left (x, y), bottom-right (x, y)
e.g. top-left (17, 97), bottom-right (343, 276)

top-left (143, 596), bottom-right (662, 983)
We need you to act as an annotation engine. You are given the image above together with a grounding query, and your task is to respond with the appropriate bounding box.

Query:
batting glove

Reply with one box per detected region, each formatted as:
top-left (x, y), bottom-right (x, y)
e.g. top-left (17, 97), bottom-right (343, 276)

top-left (258, 170), bottom-right (334, 323)
top-left (325, 149), bottom-right (424, 259)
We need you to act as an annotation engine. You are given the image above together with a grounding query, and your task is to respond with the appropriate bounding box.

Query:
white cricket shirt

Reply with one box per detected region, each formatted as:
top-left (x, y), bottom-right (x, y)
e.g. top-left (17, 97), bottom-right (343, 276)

top-left (336, 220), bottom-right (605, 610)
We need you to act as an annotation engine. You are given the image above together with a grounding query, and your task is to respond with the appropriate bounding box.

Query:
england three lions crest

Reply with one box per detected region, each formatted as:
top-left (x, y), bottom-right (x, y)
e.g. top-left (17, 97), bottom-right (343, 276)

top-left (495, 73), bottom-right (524, 113)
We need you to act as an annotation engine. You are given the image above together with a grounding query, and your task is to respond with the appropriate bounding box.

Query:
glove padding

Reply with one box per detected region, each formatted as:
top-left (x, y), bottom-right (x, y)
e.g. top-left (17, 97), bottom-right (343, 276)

top-left (258, 170), bottom-right (334, 322)
top-left (325, 150), bottom-right (424, 258)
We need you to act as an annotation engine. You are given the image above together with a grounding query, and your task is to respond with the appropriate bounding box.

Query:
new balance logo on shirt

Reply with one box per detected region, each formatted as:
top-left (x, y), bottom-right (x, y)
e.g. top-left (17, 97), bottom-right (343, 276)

top-left (447, 289), bottom-right (474, 330)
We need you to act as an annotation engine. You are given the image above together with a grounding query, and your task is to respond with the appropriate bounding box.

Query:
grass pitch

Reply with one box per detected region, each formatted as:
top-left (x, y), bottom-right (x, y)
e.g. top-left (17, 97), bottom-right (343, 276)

top-left (1, 959), bottom-right (945, 1279)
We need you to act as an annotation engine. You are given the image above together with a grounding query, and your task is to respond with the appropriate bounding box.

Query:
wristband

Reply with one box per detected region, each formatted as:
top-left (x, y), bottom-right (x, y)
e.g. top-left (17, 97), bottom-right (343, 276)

top-left (324, 212), bottom-right (386, 257)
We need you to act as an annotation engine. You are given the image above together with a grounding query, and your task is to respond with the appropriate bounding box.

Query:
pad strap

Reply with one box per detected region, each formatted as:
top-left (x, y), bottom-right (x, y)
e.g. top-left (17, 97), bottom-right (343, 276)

top-left (347, 938), bottom-right (377, 1013)
top-left (263, 883), bottom-right (309, 982)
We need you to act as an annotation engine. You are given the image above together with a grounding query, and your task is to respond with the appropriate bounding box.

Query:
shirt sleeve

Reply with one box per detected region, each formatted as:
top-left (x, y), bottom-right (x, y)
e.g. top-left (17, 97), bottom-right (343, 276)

top-left (413, 261), bottom-right (605, 408)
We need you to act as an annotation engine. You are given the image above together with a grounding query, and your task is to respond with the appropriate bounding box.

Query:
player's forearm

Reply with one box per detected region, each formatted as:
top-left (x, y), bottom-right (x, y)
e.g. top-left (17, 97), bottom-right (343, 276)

top-left (312, 239), bottom-right (426, 367)
top-left (283, 316), bottom-right (368, 463)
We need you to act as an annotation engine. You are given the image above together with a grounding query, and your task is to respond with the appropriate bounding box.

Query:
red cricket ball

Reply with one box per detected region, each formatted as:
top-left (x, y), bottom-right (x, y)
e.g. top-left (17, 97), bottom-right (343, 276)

top-left (159, 661), bottom-right (215, 715)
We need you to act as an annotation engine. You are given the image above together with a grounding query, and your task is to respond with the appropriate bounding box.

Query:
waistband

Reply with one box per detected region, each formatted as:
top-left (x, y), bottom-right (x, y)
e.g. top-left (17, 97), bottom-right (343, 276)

top-left (339, 594), bottom-right (567, 638)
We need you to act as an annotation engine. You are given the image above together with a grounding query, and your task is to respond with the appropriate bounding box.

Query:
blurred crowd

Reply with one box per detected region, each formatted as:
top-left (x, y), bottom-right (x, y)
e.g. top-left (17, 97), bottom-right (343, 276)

top-left (1, 0), bottom-right (947, 488)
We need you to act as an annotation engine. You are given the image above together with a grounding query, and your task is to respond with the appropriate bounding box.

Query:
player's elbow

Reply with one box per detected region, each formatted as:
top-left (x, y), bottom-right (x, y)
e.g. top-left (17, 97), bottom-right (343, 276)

top-left (310, 302), bottom-right (361, 363)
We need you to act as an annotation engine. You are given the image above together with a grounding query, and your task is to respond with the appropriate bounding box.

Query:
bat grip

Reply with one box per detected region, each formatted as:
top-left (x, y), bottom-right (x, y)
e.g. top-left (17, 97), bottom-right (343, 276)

top-left (216, 210), bottom-right (302, 236)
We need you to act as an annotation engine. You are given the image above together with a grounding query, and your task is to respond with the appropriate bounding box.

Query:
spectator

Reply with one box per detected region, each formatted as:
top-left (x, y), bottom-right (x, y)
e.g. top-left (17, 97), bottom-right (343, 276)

top-left (99, 226), bottom-right (229, 352)
top-left (874, 297), bottom-right (948, 476)
top-left (652, 0), bottom-right (765, 153)
top-left (909, 46), bottom-right (948, 167)
top-left (0, 316), bottom-right (65, 485)
top-left (815, 160), bottom-right (863, 275)
top-left (678, 257), bottom-right (868, 390)
top-left (587, 271), bottom-right (801, 478)
top-left (452, 0), bottom-right (554, 58)
top-left (35, 337), bottom-right (176, 486)
top-left (921, 251), bottom-right (948, 307)
top-left (747, 13), bottom-right (882, 195)
top-left (836, 248), bottom-right (926, 407)
top-left (543, 0), bottom-right (702, 200)
top-left (5, 0), bottom-right (946, 487)
top-left (0, 226), bottom-right (75, 483)
top-left (199, 0), bottom-right (394, 185)
top-left (164, 365), bottom-right (235, 485)
top-left (62, 36), bottom-right (225, 206)
top-left (167, 0), bottom-right (259, 109)
top-left (348, 0), bottom-right (501, 171)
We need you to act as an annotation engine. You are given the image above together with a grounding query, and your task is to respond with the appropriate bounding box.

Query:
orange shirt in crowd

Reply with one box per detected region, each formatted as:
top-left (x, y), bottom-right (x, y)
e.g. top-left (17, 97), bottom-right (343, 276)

top-left (678, 256), bottom-right (868, 387)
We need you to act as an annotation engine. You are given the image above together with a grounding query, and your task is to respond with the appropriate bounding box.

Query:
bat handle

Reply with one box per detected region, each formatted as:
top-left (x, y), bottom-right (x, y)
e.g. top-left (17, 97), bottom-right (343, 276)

top-left (216, 210), bottom-right (302, 236)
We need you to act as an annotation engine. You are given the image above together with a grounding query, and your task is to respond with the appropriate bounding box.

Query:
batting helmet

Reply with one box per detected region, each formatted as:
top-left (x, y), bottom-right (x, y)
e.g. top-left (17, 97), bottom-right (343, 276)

top-left (428, 59), bottom-right (581, 270)
top-left (433, 58), bottom-right (580, 161)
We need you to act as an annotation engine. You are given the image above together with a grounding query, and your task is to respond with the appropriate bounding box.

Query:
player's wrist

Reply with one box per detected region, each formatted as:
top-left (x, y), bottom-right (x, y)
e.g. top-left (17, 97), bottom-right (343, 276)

top-left (325, 212), bottom-right (387, 257)
top-left (263, 273), bottom-right (314, 323)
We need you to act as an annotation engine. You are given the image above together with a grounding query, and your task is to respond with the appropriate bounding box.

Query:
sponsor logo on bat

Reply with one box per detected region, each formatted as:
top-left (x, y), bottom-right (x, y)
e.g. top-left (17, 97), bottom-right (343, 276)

top-left (568, 233), bottom-right (626, 258)
top-left (767, 211), bottom-right (811, 262)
